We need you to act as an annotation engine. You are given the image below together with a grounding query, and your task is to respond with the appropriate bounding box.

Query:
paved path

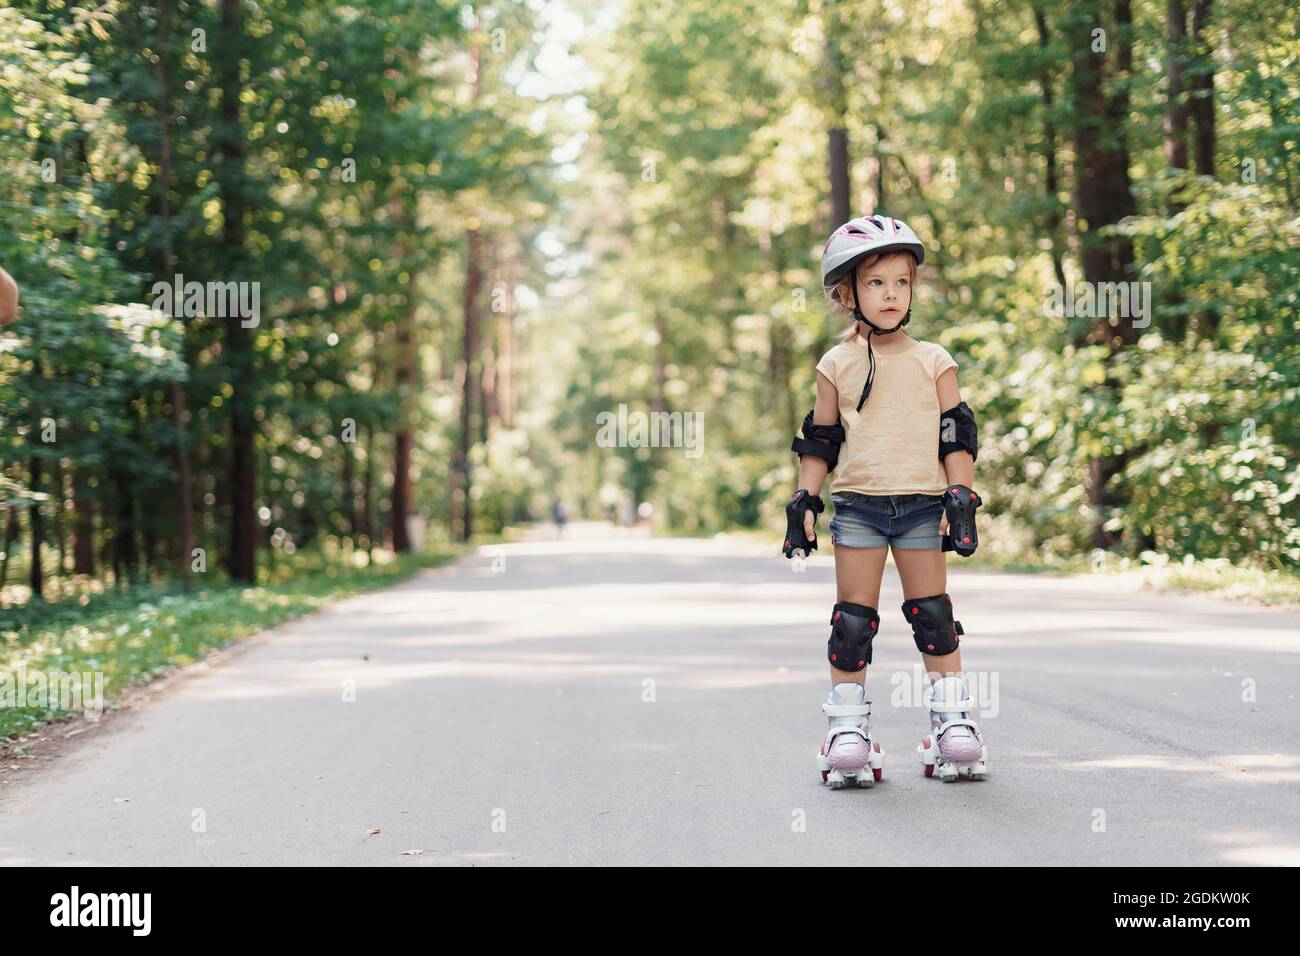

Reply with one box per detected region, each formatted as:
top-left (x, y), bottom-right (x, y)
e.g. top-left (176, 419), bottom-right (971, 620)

top-left (1, 529), bottom-right (1297, 865)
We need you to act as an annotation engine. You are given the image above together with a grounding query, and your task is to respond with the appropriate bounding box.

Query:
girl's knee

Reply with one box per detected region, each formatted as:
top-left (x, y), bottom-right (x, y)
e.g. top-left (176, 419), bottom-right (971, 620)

top-left (836, 590), bottom-right (881, 606)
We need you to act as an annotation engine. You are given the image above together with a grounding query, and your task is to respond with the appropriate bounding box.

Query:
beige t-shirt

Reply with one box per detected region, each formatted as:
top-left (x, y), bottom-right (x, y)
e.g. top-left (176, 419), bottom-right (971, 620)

top-left (815, 333), bottom-right (958, 495)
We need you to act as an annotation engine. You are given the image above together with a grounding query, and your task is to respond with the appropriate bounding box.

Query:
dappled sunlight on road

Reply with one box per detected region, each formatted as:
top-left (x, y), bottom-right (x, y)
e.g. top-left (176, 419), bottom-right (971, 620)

top-left (1063, 752), bottom-right (1300, 784)
top-left (1204, 830), bottom-right (1300, 865)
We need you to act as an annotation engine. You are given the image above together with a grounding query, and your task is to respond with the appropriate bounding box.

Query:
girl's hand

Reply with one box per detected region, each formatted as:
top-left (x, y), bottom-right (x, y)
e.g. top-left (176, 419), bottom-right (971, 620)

top-left (938, 512), bottom-right (949, 537)
top-left (783, 489), bottom-right (824, 558)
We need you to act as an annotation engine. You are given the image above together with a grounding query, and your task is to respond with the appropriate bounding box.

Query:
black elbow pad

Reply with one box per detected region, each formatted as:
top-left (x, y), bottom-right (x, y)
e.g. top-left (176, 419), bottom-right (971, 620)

top-left (939, 401), bottom-right (978, 462)
top-left (791, 409), bottom-right (846, 471)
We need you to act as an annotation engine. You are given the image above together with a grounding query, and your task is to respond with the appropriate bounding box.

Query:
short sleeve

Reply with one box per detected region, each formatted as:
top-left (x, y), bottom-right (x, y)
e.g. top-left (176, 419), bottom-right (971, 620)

top-left (932, 344), bottom-right (958, 382)
top-left (815, 350), bottom-right (837, 385)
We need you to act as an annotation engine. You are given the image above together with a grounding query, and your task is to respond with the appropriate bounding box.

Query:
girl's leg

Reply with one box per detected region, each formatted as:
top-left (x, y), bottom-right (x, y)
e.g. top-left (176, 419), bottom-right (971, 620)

top-left (820, 542), bottom-right (890, 787)
top-left (830, 543), bottom-right (889, 685)
top-left (891, 545), bottom-right (962, 680)
top-left (893, 543), bottom-right (987, 778)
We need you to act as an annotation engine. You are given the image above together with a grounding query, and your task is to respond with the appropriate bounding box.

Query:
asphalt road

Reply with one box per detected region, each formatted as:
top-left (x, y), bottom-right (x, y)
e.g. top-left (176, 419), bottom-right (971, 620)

top-left (2, 525), bottom-right (1297, 865)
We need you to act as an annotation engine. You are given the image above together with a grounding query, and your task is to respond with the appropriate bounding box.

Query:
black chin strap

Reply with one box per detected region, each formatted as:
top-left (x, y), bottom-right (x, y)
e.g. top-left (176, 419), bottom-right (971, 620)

top-left (850, 266), bottom-right (912, 412)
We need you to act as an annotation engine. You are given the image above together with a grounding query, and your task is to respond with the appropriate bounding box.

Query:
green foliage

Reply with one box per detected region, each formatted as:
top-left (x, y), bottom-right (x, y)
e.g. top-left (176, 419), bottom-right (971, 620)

top-left (560, 0), bottom-right (1299, 573)
top-left (2, 0), bottom-right (557, 601)
top-left (2, 0), bottom-right (1298, 611)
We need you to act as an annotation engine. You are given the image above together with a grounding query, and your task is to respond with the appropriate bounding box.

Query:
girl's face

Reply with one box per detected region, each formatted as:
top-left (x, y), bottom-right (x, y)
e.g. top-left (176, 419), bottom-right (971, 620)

top-left (838, 254), bottom-right (914, 324)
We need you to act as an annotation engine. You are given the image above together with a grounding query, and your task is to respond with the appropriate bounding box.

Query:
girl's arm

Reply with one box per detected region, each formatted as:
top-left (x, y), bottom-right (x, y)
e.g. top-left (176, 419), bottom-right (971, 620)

top-left (783, 370), bottom-right (842, 558)
top-left (798, 370), bottom-right (840, 495)
top-left (936, 367), bottom-right (973, 486)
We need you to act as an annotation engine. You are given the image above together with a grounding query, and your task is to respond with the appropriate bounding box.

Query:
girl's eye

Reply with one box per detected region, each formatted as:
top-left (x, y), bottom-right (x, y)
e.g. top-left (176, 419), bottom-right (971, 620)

top-left (868, 279), bottom-right (882, 286)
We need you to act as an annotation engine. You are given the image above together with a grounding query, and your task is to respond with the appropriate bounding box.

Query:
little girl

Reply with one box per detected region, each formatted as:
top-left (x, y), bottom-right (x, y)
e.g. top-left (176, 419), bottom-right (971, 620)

top-left (782, 215), bottom-right (988, 788)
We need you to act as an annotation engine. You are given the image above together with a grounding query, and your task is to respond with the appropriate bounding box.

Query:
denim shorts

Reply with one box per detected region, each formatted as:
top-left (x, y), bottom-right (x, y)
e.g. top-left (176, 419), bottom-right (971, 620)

top-left (828, 492), bottom-right (945, 550)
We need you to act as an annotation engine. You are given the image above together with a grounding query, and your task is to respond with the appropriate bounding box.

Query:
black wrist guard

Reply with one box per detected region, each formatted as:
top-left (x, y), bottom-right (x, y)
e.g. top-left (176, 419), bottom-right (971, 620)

top-left (783, 488), bottom-right (825, 558)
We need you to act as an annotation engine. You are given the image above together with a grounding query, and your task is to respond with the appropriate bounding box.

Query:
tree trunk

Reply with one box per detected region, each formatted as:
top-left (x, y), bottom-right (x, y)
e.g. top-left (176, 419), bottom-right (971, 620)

top-left (1190, 0), bottom-right (1220, 338)
top-left (115, 423), bottom-right (138, 583)
top-left (1068, 0), bottom-right (1139, 350)
top-left (156, 0), bottom-right (193, 586)
top-left (53, 457), bottom-right (66, 584)
top-left (1033, 6), bottom-right (1069, 290)
top-left (823, 2), bottom-right (851, 229)
top-left (498, 255), bottom-right (516, 430)
top-left (391, 429), bottom-right (413, 552)
top-left (452, 41), bottom-right (485, 544)
top-left (482, 242), bottom-right (498, 434)
top-left (1069, 0), bottom-right (1140, 550)
top-left (170, 381), bottom-right (193, 584)
top-left (389, 193), bottom-right (416, 554)
top-left (137, 400), bottom-right (157, 579)
top-left (1165, 0), bottom-right (1189, 172)
top-left (1190, 0), bottom-right (1215, 177)
top-left (105, 493), bottom-right (120, 586)
top-left (219, 0), bottom-right (255, 582)
top-left (387, 300), bottom-right (413, 554)
top-left (72, 466), bottom-right (95, 574)
top-left (28, 458), bottom-right (43, 600)
top-left (363, 424), bottom-right (375, 557)
top-left (341, 444), bottom-right (357, 538)
top-left (455, 224), bottom-right (483, 542)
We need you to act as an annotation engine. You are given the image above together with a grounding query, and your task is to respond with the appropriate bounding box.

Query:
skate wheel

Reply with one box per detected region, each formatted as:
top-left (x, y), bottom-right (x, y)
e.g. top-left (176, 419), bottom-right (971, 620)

top-left (919, 736), bottom-right (936, 776)
top-left (821, 769), bottom-right (829, 783)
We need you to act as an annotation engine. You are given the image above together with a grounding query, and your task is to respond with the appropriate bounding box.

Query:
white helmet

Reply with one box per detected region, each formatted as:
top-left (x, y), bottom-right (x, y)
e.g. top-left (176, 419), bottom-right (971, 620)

top-left (820, 215), bottom-right (925, 296)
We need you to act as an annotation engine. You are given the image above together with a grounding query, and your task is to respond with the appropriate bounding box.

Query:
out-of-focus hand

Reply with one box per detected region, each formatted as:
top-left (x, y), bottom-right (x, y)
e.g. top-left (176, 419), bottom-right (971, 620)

top-left (0, 266), bottom-right (18, 326)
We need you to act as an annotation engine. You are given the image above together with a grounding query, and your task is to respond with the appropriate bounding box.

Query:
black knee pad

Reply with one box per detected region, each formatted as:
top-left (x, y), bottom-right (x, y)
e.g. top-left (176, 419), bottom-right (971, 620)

top-left (902, 593), bottom-right (964, 655)
top-left (828, 602), bottom-right (879, 672)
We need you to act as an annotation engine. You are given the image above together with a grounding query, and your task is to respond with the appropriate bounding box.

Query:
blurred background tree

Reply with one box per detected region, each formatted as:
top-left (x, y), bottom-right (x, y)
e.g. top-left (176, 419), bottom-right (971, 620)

top-left (1, 0), bottom-right (1296, 609)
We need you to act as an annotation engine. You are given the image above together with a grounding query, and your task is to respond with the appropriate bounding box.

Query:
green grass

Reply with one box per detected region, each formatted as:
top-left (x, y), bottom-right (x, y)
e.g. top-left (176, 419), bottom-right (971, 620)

top-left (0, 542), bottom-right (473, 747)
top-left (1106, 553), bottom-right (1300, 606)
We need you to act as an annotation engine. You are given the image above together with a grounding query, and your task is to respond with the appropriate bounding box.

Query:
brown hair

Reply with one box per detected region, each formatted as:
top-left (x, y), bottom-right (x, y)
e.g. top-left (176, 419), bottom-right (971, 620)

top-left (829, 250), bottom-right (918, 344)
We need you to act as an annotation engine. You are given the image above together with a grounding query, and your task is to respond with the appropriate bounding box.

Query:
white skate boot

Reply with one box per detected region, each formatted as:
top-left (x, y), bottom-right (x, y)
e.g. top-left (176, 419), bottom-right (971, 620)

top-left (816, 682), bottom-right (885, 789)
top-left (917, 674), bottom-right (988, 782)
